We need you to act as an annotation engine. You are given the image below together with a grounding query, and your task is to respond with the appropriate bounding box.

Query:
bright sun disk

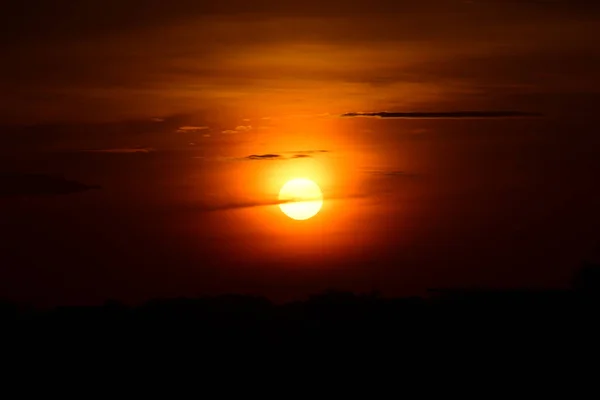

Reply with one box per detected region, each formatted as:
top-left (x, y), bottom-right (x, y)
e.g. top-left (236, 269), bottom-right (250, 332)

top-left (278, 178), bottom-right (323, 220)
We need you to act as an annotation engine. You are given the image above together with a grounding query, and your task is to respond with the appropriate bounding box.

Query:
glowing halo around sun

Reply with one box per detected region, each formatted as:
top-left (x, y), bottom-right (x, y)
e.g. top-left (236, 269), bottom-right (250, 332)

top-left (278, 178), bottom-right (323, 220)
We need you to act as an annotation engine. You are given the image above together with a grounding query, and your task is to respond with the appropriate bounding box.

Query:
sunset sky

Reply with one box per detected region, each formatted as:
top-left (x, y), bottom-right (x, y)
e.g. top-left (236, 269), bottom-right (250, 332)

top-left (1, 1), bottom-right (599, 305)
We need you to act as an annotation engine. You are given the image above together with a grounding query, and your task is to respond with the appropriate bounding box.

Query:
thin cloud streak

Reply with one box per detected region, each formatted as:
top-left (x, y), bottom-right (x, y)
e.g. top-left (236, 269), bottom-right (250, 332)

top-left (79, 146), bottom-right (156, 154)
top-left (177, 126), bottom-right (209, 132)
top-left (342, 111), bottom-right (543, 119)
top-left (0, 173), bottom-right (100, 197)
top-left (285, 150), bottom-right (329, 155)
top-left (197, 193), bottom-right (368, 213)
top-left (241, 151), bottom-right (329, 161)
top-left (246, 154), bottom-right (282, 160)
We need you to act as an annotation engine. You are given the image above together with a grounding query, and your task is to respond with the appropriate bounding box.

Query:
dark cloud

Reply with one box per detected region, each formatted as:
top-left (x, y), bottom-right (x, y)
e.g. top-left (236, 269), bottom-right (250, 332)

top-left (342, 111), bottom-right (543, 119)
top-left (0, 173), bottom-right (100, 198)
top-left (0, 113), bottom-right (212, 154)
top-left (200, 198), bottom-right (314, 212)
top-left (80, 146), bottom-right (156, 154)
top-left (194, 193), bottom-right (367, 213)
top-left (246, 154), bottom-right (282, 160)
top-left (244, 150), bottom-right (329, 161)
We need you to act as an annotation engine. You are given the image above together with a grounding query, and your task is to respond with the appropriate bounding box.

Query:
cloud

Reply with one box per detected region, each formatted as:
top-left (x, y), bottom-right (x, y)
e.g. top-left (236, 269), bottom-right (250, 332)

top-left (243, 150), bottom-right (329, 161)
top-left (0, 173), bottom-right (100, 198)
top-left (80, 146), bottom-right (156, 154)
top-left (341, 111), bottom-right (543, 119)
top-left (194, 193), bottom-right (368, 213)
top-left (246, 154), bottom-right (282, 160)
top-left (289, 150), bottom-right (329, 155)
top-left (200, 198), bottom-right (316, 212)
top-left (221, 125), bottom-right (252, 134)
top-left (177, 126), bottom-right (209, 132)
top-left (198, 150), bottom-right (330, 162)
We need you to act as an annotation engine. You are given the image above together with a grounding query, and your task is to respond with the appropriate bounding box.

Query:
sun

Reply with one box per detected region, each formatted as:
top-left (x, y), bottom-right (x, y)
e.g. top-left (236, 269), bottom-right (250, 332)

top-left (278, 178), bottom-right (323, 220)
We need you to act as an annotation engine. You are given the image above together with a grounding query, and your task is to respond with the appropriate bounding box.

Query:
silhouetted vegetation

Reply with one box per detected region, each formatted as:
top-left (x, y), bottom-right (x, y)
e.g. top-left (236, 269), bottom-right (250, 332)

top-left (3, 265), bottom-right (599, 356)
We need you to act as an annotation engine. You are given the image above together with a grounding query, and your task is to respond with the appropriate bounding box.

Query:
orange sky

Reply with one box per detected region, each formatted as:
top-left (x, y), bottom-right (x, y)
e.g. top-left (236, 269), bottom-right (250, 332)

top-left (2, 1), bottom-right (599, 124)
top-left (1, 1), bottom-right (599, 305)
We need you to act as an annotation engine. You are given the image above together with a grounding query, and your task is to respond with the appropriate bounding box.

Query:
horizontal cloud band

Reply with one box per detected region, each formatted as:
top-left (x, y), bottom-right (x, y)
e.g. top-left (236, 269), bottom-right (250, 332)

top-left (342, 111), bottom-right (542, 119)
top-left (0, 173), bottom-right (100, 197)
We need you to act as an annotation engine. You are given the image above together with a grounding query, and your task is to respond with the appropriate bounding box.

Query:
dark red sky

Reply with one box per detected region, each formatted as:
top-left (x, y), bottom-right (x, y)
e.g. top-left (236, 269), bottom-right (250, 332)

top-left (1, 1), bottom-right (599, 305)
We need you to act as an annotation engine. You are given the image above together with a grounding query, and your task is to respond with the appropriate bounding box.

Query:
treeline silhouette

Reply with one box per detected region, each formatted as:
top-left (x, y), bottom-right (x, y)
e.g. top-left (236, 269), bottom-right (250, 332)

top-left (2, 264), bottom-right (599, 355)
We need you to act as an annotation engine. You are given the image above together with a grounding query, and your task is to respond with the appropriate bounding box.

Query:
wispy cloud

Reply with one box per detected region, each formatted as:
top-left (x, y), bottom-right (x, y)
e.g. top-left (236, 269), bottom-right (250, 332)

top-left (177, 126), bottom-right (209, 132)
top-left (197, 150), bottom-right (330, 162)
top-left (246, 154), bottom-right (282, 160)
top-left (80, 146), bottom-right (156, 154)
top-left (342, 111), bottom-right (542, 119)
top-left (0, 173), bottom-right (100, 198)
top-left (193, 193), bottom-right (367, 213)
top-left (221, 125), bottom-right (253, 134)
top-left (243, 150), bottom-right (329, 161)
top-left (288, 150), bottom-right (329, 155)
